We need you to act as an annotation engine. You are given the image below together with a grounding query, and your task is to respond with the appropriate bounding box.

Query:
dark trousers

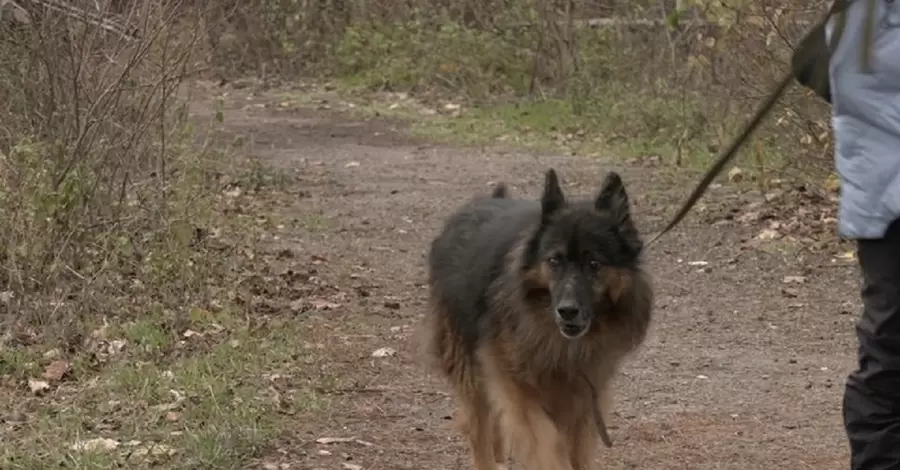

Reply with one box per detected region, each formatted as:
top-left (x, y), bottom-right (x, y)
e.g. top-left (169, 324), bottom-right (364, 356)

top-left (844, 220), bottom-right (900, 469)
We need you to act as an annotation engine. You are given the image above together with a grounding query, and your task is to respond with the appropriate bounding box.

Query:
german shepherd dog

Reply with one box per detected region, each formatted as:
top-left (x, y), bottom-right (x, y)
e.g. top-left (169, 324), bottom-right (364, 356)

top-left (421, 169), bottom-right (653, 470)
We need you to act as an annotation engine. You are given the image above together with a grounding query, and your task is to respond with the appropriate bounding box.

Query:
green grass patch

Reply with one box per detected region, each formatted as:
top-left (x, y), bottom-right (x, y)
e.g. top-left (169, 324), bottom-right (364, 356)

top-left (316, 16), bottom-right (808, 184)
top-left (333, 19), bottom-right (537, 98)
top-left (0, 308), bottom-right (331, 470)
top-left (407, 95), bottom-right (719, 164)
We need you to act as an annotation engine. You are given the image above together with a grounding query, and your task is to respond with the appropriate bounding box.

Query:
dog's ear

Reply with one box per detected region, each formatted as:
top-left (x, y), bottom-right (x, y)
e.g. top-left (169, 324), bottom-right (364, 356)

top-left (541, 169), bottom-right (565, 219)
top-left (595, 171), bottom-right (631, 223)
top-left (525, 169), bottom-right (566, 268)
top-left (596, 171), bottom-right (643, 256)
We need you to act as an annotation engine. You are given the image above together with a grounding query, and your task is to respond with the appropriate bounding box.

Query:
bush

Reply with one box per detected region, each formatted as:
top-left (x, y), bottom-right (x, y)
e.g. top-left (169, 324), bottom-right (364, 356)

top-left (0, 0), bottom-right (230, 343)
top-left (205, 0), bottom-right (834, 182)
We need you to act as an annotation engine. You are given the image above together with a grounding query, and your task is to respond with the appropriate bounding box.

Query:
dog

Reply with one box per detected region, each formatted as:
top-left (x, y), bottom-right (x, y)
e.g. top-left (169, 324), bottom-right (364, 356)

top-left (420, 168), bottom-right (653, 470)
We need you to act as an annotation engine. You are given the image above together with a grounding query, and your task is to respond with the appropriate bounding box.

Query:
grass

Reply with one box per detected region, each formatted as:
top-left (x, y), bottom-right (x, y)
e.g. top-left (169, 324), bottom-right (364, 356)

top-left (285, 80), bottom-right (792, 185)
top-left (0, 114), bottom-right (336, 468)
top-left (0, 305), bottom-right (332, 469)
top-left (285, 14), bottom-right (830, 188)
top-left (271, 73), bottom-right (800, 189)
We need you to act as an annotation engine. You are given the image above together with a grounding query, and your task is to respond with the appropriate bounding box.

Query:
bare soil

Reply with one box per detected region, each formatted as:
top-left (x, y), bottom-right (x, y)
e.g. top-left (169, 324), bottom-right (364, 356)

top-left (193, 82), bottom-right (860, 470)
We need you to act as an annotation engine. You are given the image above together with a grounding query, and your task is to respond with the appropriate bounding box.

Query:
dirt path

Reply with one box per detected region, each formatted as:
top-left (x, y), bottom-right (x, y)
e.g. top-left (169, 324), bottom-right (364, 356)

top-left (196, 84), bottom-right (859, 470)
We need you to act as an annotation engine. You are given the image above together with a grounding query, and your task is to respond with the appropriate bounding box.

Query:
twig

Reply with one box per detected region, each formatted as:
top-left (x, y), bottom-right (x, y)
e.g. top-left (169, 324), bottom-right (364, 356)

top-left (23, 0), bottom-right (138, 40)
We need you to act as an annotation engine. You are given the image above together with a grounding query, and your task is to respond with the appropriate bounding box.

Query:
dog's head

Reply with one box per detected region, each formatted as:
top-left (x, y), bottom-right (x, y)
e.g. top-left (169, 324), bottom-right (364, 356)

top-left (525, 169), bottom-right (643, 339)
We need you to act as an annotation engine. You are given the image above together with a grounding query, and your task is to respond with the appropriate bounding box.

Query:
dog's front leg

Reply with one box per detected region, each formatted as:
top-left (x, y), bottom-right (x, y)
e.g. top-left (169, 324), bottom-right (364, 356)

top-left (487, 378), bottom-right (574, 470)
top-left (514, 399), bottom-right (574, 470)
top-left (568, 416), bottom-right (599, 470)
top-left (455, 393), bottom-right (501, 470)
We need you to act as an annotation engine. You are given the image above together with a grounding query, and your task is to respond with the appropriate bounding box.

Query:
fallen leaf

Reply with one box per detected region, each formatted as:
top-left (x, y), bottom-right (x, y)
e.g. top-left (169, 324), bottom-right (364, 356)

top-left (371, 347), bottom-right (397, 358)
top-left (439, 63), bottom-right (458, 73)
top-left (756, 228), bottom-right (780, 240)
top-left (151, 401), bottom-right (180, 412)
top-left (736, 211), bottom-right (760, 224)
top-left (91, 322), bottom-right (110, 340)
top-left (342, 464), bottom-right (363, 470)
top-left (164, 411), bottom-right (181, 422)
top-left (316, 437), bottom-right (355, 444)
top-left (764, 191), bottom-right (783, 202)
top-left (151, 390), bottom-right (186, 412)
top-left (781, 287), bottom-right (800, 298)
top-left (313, 437), bottom-right (375, 451)
top-left (687, 261), bottom-right (708, 267)
top-left (727, 167), bottom-right (743, 183)
top-left (69, 438), bottom-right (120, 452)
top-left (27, 379), bottom-right (50, 395)
top-left (130, 442), bottom-right (176, 458)
top-left (5, 411), bottom-right (27, 423)
top-left (43, 348), bottom-right (61, 359)
top-left (824, 173), bottom-right (841, 193)
top-left (43, 360), bottom-right (70, 382)
top-left (344, 161), bottom-right (361, 168)
top-left (782, 276), bottom-right (807, 284)
top-left (108, 339), bottom-right (127, 354)
top-left (289, 299), bottom-right (306, 312)
top-left (309, 299), bottom-right (341, 310)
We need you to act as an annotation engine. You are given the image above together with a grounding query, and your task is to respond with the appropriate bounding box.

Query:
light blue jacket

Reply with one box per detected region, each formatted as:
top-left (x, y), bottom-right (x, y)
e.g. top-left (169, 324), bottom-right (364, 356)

top-left (828, 0), bottom-right (900, 239)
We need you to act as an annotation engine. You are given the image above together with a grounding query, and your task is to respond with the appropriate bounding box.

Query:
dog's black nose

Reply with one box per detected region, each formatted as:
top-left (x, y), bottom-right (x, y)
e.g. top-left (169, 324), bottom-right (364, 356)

top-left (556, 306), bottom-right (580, 321)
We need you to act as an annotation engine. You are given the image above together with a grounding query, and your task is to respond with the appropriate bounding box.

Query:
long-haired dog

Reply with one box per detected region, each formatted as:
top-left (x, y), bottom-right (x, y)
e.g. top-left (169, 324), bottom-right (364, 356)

top-left (421, 169), bottom-right (653, 470)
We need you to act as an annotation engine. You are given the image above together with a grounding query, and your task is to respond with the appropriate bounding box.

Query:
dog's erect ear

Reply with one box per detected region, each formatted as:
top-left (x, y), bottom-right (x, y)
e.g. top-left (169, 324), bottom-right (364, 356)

top-left (597, 171), bottom-right (643, 256)
top-left (541, 169), bottom-right (565, 218)
top-left (595, 171), bottom-right (631, 223)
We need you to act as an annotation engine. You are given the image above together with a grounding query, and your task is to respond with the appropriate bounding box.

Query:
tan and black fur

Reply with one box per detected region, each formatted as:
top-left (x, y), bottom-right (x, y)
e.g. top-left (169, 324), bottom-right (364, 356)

top-left (421, 169), bottom-right (653, 470)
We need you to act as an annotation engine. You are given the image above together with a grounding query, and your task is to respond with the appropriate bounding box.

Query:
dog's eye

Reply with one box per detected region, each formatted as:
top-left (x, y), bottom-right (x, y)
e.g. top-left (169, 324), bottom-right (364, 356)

top-left (547, 255), bottom-right (562, 270)
top-left (588, 260), bottom-right (600, 271)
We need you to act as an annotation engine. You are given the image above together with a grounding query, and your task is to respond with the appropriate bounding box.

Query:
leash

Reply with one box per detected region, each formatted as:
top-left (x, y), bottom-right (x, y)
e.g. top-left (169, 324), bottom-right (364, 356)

top-left (642, 71), bottom-right (794, 248)
top-left (644, 0), bottom-right (854, 249)
top-left (580, 371), bottom-right (613, 447)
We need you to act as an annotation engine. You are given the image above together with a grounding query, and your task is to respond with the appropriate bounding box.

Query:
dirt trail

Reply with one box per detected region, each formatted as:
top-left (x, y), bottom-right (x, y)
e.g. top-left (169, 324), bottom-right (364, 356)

top-left (196, 85), bottom-right (859, 469)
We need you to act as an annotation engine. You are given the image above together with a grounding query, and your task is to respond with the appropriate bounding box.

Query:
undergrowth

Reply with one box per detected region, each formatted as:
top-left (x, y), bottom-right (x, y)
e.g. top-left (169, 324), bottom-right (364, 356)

top-left (206, 0), bottom-right (833, 185)
top-left (0, 1), bottom-right (249, 345)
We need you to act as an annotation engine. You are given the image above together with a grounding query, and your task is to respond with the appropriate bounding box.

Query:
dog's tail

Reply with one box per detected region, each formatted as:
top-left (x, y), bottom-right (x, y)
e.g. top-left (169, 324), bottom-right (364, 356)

top-left (491, 183), bottom-right (508, 198)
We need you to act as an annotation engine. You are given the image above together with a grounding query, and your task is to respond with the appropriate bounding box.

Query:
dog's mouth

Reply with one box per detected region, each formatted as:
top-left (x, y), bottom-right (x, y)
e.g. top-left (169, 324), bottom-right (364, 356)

top-left (558, 322), bottom-right (588, 339)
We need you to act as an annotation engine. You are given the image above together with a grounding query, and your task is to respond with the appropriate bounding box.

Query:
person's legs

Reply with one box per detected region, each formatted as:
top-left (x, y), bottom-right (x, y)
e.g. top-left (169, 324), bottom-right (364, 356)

top-left (844, 219), bottom-right (900, 469)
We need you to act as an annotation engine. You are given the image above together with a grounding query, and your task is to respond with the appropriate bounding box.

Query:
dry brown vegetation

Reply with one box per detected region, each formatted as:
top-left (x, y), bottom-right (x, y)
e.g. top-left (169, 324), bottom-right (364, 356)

top-left (206, 0), bottom-right (833, 179)
top-left (0, 1), bottom-right (848, 468)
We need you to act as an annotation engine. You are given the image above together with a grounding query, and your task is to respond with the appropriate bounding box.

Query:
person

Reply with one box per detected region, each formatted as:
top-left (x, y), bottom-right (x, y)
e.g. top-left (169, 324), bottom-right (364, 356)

top-left (794, 0), bottom-right (900, 468)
